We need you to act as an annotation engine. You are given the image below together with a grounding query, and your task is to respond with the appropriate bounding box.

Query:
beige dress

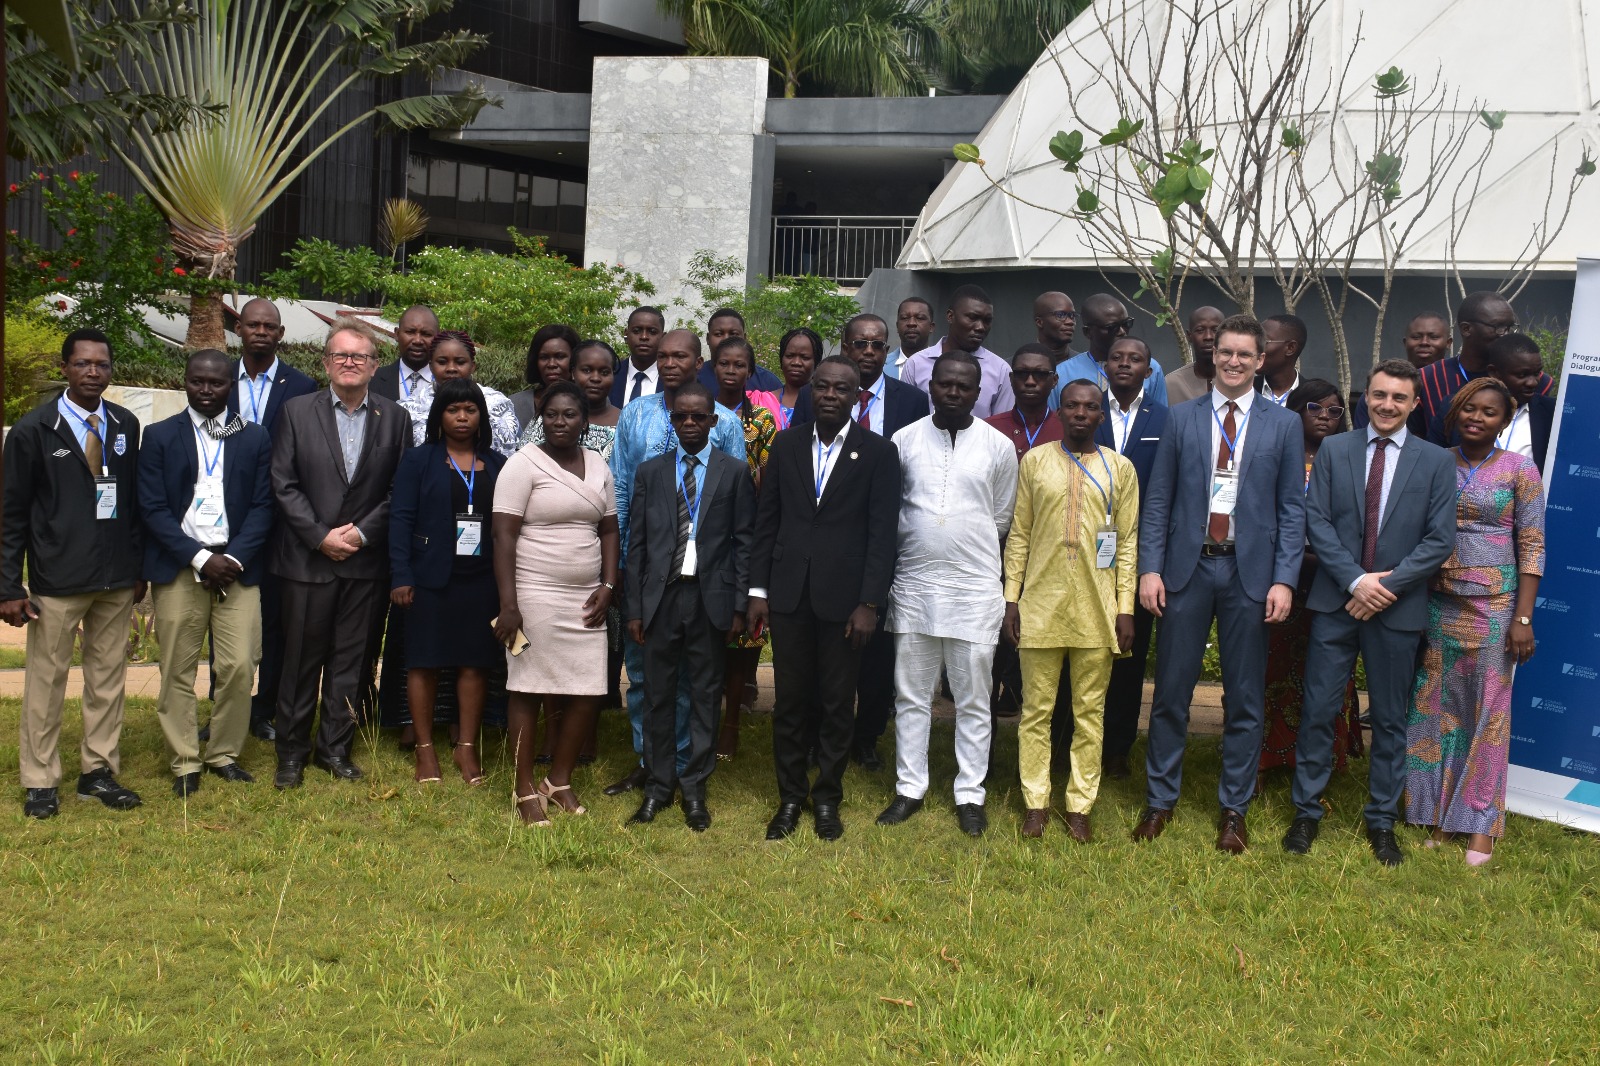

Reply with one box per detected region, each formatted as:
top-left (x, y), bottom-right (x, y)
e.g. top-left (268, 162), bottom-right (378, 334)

top-left (493, 445), bottom-right (615, 694)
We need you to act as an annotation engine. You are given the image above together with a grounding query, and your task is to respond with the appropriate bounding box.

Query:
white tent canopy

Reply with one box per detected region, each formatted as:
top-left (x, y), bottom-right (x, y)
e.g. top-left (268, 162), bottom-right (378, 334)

top-left (900, 0), bottom-right (1600, 276)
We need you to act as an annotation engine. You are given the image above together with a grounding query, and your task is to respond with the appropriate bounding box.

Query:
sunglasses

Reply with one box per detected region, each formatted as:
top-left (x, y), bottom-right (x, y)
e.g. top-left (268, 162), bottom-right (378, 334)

top-left (1305, 401), bottom-right (1345, 419)
top-left (848, 339), bottom-right (888, 352)
top-left (1090, 318), bottom-right (1136, 332)
top-left (671, 411), bottom-right (714, 424)
top-left (1012, 368), bottom-right (1055, 380)
top-left (1039, 310), bottom-right (1079, 322)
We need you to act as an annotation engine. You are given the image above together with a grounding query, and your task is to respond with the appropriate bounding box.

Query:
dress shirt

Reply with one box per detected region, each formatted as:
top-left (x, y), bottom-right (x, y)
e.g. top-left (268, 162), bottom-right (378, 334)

top-left (1497, 403), bottom-right (1533, 459)
top-left (58, 394), bottom-right (108, 465)
top-left (674, 441), bottom-right (712, 531)
top-left (1208, 388), bottom-right (1255, 544)
top-left (1107, 388), bottom-right (1145, 454)
top-left (237, 357), bottom-right (279, 424)
top-left (883, 346), bottom-right (904, 380)
top-left (182, 407), bottom-right (239, 574)
top-left (1051, 351), bottom-right (1169, 409)
top-left (398, 375), bottom-right (520, 457)
top-left (902, 340), bottom-right (1018, 418)
top-left (1347, 423), bottom-right (1410, 592)
top-left (611, 392), bottom-right (745, 565)
top-left (396, 361), bottom-right (433, 404)
top-left (1260, 373), bottom-right (1300, 406)
top-left (621, 359), bottom-right (661, 404)
top-left (854, 373), bottom-right (888, 435)
top-left (747, 424), bottom-right (848, 602)
top-left (330, 388), bottom-right (372, 545)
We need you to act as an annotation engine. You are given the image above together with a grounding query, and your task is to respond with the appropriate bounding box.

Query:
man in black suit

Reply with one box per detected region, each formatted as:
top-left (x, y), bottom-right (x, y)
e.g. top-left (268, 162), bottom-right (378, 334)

top-left (370, 304), bottom-right (440, 403)
top-left (269, 325), bottom-right (412, 789)
top-left (140, 349), bottom-right (275, 796)
top-left (1094, 337), bottom-right (1169, 777)
top-left (228, 297), bottom-right (317, 741)
top-left (748, 356), bottom-right (901, 841)
top-left (794, 313), bottom-right (928, 770)
top-left (623, 384), bottom-right (755, 831)
top-left (609, 306), bottom-right (668, 409)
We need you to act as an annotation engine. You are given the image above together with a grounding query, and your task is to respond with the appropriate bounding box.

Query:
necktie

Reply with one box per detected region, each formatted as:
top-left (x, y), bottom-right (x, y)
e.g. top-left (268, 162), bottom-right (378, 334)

top-left (84, 413), bottom-right (103, 473)
top-left (857, 392), bottom-right (872, 429)
top-left (1361, 437), bottom-right (1389, 570)
top-left (1206, 400), bottom-right (1236, 544)
top-left (630, 371), bottom-right (647, 403)
top-left (671, 454), bottom-right (699, 574)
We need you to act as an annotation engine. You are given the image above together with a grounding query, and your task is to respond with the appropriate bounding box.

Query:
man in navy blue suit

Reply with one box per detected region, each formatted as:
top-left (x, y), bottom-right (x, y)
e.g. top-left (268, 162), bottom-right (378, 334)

top-left (141, 349), bottom-right (276, 796)
top-left (227, 298), bottom-right (316, 741)
top-left (1093, 337), bottom-right (1169, 778)
top-left (1133, 315), bottom-right (1305, 853)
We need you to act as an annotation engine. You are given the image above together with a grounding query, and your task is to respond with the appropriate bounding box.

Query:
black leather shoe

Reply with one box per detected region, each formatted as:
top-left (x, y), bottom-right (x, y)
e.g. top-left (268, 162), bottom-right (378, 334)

top-left (313, 755), bottom-right (363, 781)
top-left (249, 719), bottom-right (277, 742)
top-left (628, 796), bottom-right (668, 825)
top-left (603, 765), bottom-right (649, 796)
top-left (683, 799), bottom-right (711, 832)
top-left (206, 762), bottom-right (254, 783)
top-left (1103, 753), bottom-right (1132, 780)
top-left (1368, 825), bottom-right (1404, 867)
top-left (23, 787), bottom-right (59, 819)
top-left (876, 794), bottom-right (923, 826)
top-left (76, 768), bottom-right (142, 810)
top-left (172, 772), bottom-right (202, 798)
top-left (814, 803), bottom-right (844, 841)
top-left (765, 802), bottom-right (804, 840)
top-left (1282, 817), bottom-right (1320, 855)
top-left (851, 742), bottom-right (883, 771)
top-left (274, 760), bottom-right (305, 790)
top-left (955, 802), bottom-right (988, 837)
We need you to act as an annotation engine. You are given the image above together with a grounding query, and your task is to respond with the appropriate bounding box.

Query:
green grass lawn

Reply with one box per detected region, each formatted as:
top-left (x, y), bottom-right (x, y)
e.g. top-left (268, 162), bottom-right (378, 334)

top-left (2, 697), bottom-right (1597, 1064)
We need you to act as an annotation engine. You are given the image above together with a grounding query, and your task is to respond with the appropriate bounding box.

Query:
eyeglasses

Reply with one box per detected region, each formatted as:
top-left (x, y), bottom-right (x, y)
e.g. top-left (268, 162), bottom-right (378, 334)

top-left (1012, 368), bottom-right (1055, 380)
top-left (1461, 319), bottom-right (1516, 336)
top-left (1305, 401), bottom-right (1345, 418)
top-left (848, 339), bottom-right (888, 352)
top-left (1040, 310), bottom-right (1079, 323)
top-left (671, 411), bottom-right (714, 424)
top-left (327, 352), bottom-right (372, 365)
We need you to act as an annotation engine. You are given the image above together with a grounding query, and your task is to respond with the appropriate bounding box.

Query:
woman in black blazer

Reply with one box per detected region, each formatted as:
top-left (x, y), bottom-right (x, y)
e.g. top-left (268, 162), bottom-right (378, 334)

top-left (389, 378), bottom-right (508, 786)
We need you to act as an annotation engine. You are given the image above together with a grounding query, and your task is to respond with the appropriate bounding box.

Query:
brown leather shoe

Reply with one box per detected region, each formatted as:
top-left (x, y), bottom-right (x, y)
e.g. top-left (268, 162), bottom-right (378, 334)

top-left (1216, 809), bottom-right (1248, 854)
top-left (1063, 811), bottom-right (1092, 843)
top-left (1021, 808), bottom-right (1049, 838)
top-left (1131, 807), bottom-right (1173, 842)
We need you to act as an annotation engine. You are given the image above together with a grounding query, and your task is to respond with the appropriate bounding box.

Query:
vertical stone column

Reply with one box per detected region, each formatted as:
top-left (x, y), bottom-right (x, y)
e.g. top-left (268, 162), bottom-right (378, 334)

top-left (584, 56), bottom-right (773, 315)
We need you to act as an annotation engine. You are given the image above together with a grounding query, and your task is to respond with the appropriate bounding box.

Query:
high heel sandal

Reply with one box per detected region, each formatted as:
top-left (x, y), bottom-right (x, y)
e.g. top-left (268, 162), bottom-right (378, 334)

top-left (538, 777), bottom-right (587, 815)
top-left (515, 790), bottom-right (551, 827)
top-left (455, 741), bottom-right (486, 787)
top-left (413, 742), bottom-right (442, 784)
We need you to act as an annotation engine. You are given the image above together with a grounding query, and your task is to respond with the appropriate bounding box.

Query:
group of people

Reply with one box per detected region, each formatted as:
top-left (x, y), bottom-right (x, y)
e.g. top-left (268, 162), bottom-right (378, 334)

top-left (1, 285), bottom-right (1548, 865)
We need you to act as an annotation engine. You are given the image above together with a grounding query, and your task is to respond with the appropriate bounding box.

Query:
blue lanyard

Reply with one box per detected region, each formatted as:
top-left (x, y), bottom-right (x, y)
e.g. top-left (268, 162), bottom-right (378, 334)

top-left (242, 370), bottom-right (267, 422)
top-left (1264, 385), bottom-right (1292, 406)
top-left (814, 434), bottom-right (841, 499)
top-left (400, 367), bottom-right (427, 400)
top-left (59, 398), bottom-right (108, 474)
top-left (779, 405), bottom-right (795, 430)
top-left (856, 389), bottom-right (880, 426)
top-left (678, 453), bottom-right (704, 536)
top-left (1062, 442), bottom-right (1115, 520)
top-left (1456, 446), bottom-right (1497, 491)
top-left (1212, 401), bottom-right (1250, 467)
top-left (1012, 408), bottom-right (1048, 449)
top-left (193, 423), bottom-right (222, 477)
top-left (448, 451), bottom-right (477, 513)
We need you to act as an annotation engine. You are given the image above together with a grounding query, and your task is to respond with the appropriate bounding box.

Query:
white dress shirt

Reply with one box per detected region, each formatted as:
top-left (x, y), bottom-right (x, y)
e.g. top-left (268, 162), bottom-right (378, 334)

top-left (237, 357), bottom-right (279, 424)
top-left (1107, 388), bottom-right (1145, 454)
top-left (621, 359), bottom-right (661, 405)
top-left (1348, 423), bottom-right (1410, 592)
top-left (396, 361), bottom-right (433, 404)
top-left (183, 407), bottom-right (238, 575)
top-left (1497, 403), bottom-right (1533, 459)
top-left (1208, 388), bottom-right (1255, 544)
top-left (852, 373), bottom-right (889, 436)
top-left (1260, 373), bottom-right (1300, 406)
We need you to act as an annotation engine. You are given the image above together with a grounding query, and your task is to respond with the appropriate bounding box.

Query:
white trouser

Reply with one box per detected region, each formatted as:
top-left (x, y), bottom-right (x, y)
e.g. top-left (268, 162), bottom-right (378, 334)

top-left (891, 631), bottom-right (997, 805)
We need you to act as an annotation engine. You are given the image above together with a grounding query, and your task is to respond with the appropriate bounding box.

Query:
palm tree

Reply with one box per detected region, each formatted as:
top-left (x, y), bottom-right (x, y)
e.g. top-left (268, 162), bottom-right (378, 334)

top-left (936, 0), bottom-right (1090, 95)
top-left (113, 0), bottom-right (493, 348)
top-left (660, 0), bottom-right (943, 99)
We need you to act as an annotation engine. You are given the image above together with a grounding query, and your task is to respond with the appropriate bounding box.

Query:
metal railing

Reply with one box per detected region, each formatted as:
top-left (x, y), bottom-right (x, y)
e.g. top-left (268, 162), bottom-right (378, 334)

top-left (770, 215), bottom-right (918, 286)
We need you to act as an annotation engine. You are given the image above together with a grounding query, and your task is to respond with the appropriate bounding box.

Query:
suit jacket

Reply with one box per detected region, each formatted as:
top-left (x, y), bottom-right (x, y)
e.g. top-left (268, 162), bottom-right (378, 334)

top-left (749, 420), bottom-right (900, 621)
top-left (226, 359), bottom-right (318, 437)
top-left (1304, 429), bottom-right (1457, 631)
top-left (0, 397), bottom-right (142, 599)
top-left (623, 448), bottom-right (755, 631)
top-left (138, 412), bottom-right (276, 586)
top-left (269, 389), bottom-right (413, 583)
top-left (1095, 397), bottom-right (1169, 497)
top-left (792, 375), bottom-right (929, 439)
top-left (388, 443), bottom-right (507, 591)
top-left (1138, 394), bottom-right (1305, 602)
top-left (1424, 393), bottom-right (1555, 473)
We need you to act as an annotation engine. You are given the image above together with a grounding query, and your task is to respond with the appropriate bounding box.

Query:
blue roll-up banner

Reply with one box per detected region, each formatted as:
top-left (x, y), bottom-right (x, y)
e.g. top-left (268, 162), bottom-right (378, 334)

top-left (1508, 256), bottom-right (1600, 834)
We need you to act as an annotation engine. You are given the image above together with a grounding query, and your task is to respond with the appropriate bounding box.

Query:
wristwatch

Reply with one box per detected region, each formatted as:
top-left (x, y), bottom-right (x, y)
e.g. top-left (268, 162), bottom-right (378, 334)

top-left (601, 581), bottom-right (616, 593)
top-left (1515, 616), bottom-right (1532, 625)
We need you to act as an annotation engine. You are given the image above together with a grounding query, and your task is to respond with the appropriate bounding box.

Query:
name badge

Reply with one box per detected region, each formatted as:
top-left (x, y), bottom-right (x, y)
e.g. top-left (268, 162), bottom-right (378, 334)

top-left (95, 476), bottom-right (118, 520)
top-left (681, 538), bottom-right (698, 577)
top-left (456, 513), bottom-right (483, 556)
top-left (1094, 523), bottom-right (1117, 569)
top-left (1210, 467), bottom-right (1238, 517)
top-left (191, 478), bottom-right (226, 527)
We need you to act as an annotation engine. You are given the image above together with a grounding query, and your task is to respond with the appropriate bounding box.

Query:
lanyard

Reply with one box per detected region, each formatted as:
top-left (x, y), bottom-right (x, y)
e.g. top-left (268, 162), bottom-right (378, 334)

top-left (1212, 401), bottom-right (1251, 468)
top-left (678, 452), bottom-right (704, 536)
top-left (448, 451), bottom-right (477, 513)
top-left (814, 434), bottom-right (841, 500)
top-left (1113, 403), bottom-right (1135, 453)
top-left (1012, 408), bottom-right (1048, 450)
top-left (59, 398), bottom-right (108, 475)
top-left (779, 405), bottom-right (795, 430)
top-left (1263, 382), bottom-right (1293, 406)
top-left (1457, 446), bottom-right (1497, 491)
top-left (400, 367), bottom-right (427, 400)
top-left (1062, 443), bottom-right (1115, 520)
top-left (855, 389), bottom-right (880, 426)
top-left (193, 422), bottom-right (223, 477)
top-left (242, 371), bottom-right (268, 422)
top-left (1495, 407), bottom-right (1524, 451)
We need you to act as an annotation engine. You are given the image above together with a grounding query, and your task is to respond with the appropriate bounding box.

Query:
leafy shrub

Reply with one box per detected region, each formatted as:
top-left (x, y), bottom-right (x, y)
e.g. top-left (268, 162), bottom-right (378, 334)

top-left (261, 238), bottom-right (392, 305)
top-left (1524, 323), bottom-right (1567, 386)
top-left (4, 311), bottom-right (65, 421)
top-left (683, 250), bottom-right (860, 371)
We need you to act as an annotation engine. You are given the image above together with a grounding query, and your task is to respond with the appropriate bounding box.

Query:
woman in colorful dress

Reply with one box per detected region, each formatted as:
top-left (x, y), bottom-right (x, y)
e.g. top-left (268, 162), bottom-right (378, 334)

top-left (710, 336), bottom-right (777, 758)
top-left (1259, 379), bottom-right (1365, 784)
top-left (508, 323), bottom-right (578, 432)
top-left (773, 327), bottom-right (821, 431)
top-left (1406, 377), bottom-right (1544, 865)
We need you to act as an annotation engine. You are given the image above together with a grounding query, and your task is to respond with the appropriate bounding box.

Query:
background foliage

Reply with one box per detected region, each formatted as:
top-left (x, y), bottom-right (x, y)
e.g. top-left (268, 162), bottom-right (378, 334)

top-left (683, 250), bottom-right (860, 370)
top-left (3, 311), bottom-right (65, 422)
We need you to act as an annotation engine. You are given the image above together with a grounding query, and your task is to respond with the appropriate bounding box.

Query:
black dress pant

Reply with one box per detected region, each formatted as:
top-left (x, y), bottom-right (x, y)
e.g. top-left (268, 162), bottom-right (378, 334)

top-left (852, 612), bottom-right (895, 750)
top-left (770, 587), bottom-right (863, 807)
top-left (275, 575), bottom-right (384, 763)
top-left (1102, 603), bottom-right (1156, 761)
top-left (250, 570), bottom-right (285, 728)
top-left (642, 580), bottom-right (726, 804)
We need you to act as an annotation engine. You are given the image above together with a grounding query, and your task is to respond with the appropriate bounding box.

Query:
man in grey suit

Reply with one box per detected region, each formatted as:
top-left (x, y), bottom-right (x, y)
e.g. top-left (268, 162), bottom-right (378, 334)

top-left (269, 325), bottom-right (412, 789)
top-left (1133, 314), bottom-right (1305, 853)
top-left (1284, 359), bottom-right (1456, 866)
top-left (623, 384), bottom-right (755, 831)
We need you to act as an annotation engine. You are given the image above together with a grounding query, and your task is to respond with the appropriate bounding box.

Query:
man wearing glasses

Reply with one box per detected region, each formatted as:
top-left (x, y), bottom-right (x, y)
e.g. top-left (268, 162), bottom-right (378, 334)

top-left (1416, 291), bottom-right (1554, 441)
top-left (1031, 291), bottom-right (1079, 366)
top-left (267, 325), bottom-right (413, 790)
top-left (901, 285), bottom-right (1017, 418)
top-left (1049, 294), bottom-right (1170, 410)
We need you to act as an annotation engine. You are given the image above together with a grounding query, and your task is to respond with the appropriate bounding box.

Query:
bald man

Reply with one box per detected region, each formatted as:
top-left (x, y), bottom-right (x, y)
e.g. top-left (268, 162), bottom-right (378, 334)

top-left (1033, 291), bottom-right (1078, 365)
top-left (1049, 294), bottom-right (1169, 409)
top-left (1165, 306), bottom-right (1223, 404)
top-left (372, 305), bottom-right (441, 404)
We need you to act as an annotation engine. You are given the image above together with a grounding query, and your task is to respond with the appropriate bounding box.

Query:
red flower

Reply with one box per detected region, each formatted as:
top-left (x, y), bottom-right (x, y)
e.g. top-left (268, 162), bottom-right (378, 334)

top-left (39, 261), bottom-right (50, 269)
top-left (173, 267), bottom-right (187, 276)
top-left (55, 300), bottom-right (68, 311)
top-left (69, 171), bottom-right (79, 181)
top-left (6, 184), bottom-right (17, 194)
top-left (33, 172), bottom-right (43, 181)
top-left (66, 228), bottom-right (77, 236)
top-left (55, 275), bottom-right (67, 283)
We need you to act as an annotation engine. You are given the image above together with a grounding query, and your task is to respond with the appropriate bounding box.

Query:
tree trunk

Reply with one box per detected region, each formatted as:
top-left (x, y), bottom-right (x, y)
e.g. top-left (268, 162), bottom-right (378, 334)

top-left (185, 287), bottom-right (228, 350)
top-left (171, 225), bottom-right (248, 351)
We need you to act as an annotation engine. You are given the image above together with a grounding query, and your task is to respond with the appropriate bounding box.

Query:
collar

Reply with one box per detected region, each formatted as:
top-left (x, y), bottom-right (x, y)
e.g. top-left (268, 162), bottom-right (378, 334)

top-left (240, 356), bottom-right (279, 382)
top-left (629, 359), bottom-right (659, 380)
top-left (1366, 424), bottom-right (1409, 449)
top-left (188, 406), bottom-right (224, 428)
top-left (1262, 373), bottom-right (1300, 401)
top-left (59, 393), bottom-right (106, 423)
top-left (863, 373), bottom-right (886, 400)
top-left (330, 387), bottom-right (371, 414)
top-left (1212, 387), bottom-right (1252, 413)
top-left (400, 361), bottom-right (432, 383)
top-left (813, 422), bottom-right (850, 449)
top-left (1108, 388), bottom-right (1145, 416)
top-left (675, 441), bottom-right (712, 465)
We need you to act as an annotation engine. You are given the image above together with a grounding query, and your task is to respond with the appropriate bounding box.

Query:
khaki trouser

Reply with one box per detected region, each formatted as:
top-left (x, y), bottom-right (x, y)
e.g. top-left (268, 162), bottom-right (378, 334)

top-left (20, 588), bottom-right (136, 789)
top-left (1018, 646), bottom-right (1113, 813)
top-left (152, 577), bottom-right (262, 775)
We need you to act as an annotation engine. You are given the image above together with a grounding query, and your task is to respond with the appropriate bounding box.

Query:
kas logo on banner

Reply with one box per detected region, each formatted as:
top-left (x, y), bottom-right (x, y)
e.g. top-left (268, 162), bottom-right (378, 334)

top-left (1561, 757), bottom-right (1599, 775)
top-left (1537, 596), bottom-right (1572, 614)
top-left (1530, 696), bottom-right (1569, 714)
top-left (1561, 663), bottom-right (1599, 680)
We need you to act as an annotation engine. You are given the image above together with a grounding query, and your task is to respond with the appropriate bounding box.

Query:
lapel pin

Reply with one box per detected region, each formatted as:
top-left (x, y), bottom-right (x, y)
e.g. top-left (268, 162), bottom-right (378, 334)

top-left (850, 451), bottom-right (858, 459)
